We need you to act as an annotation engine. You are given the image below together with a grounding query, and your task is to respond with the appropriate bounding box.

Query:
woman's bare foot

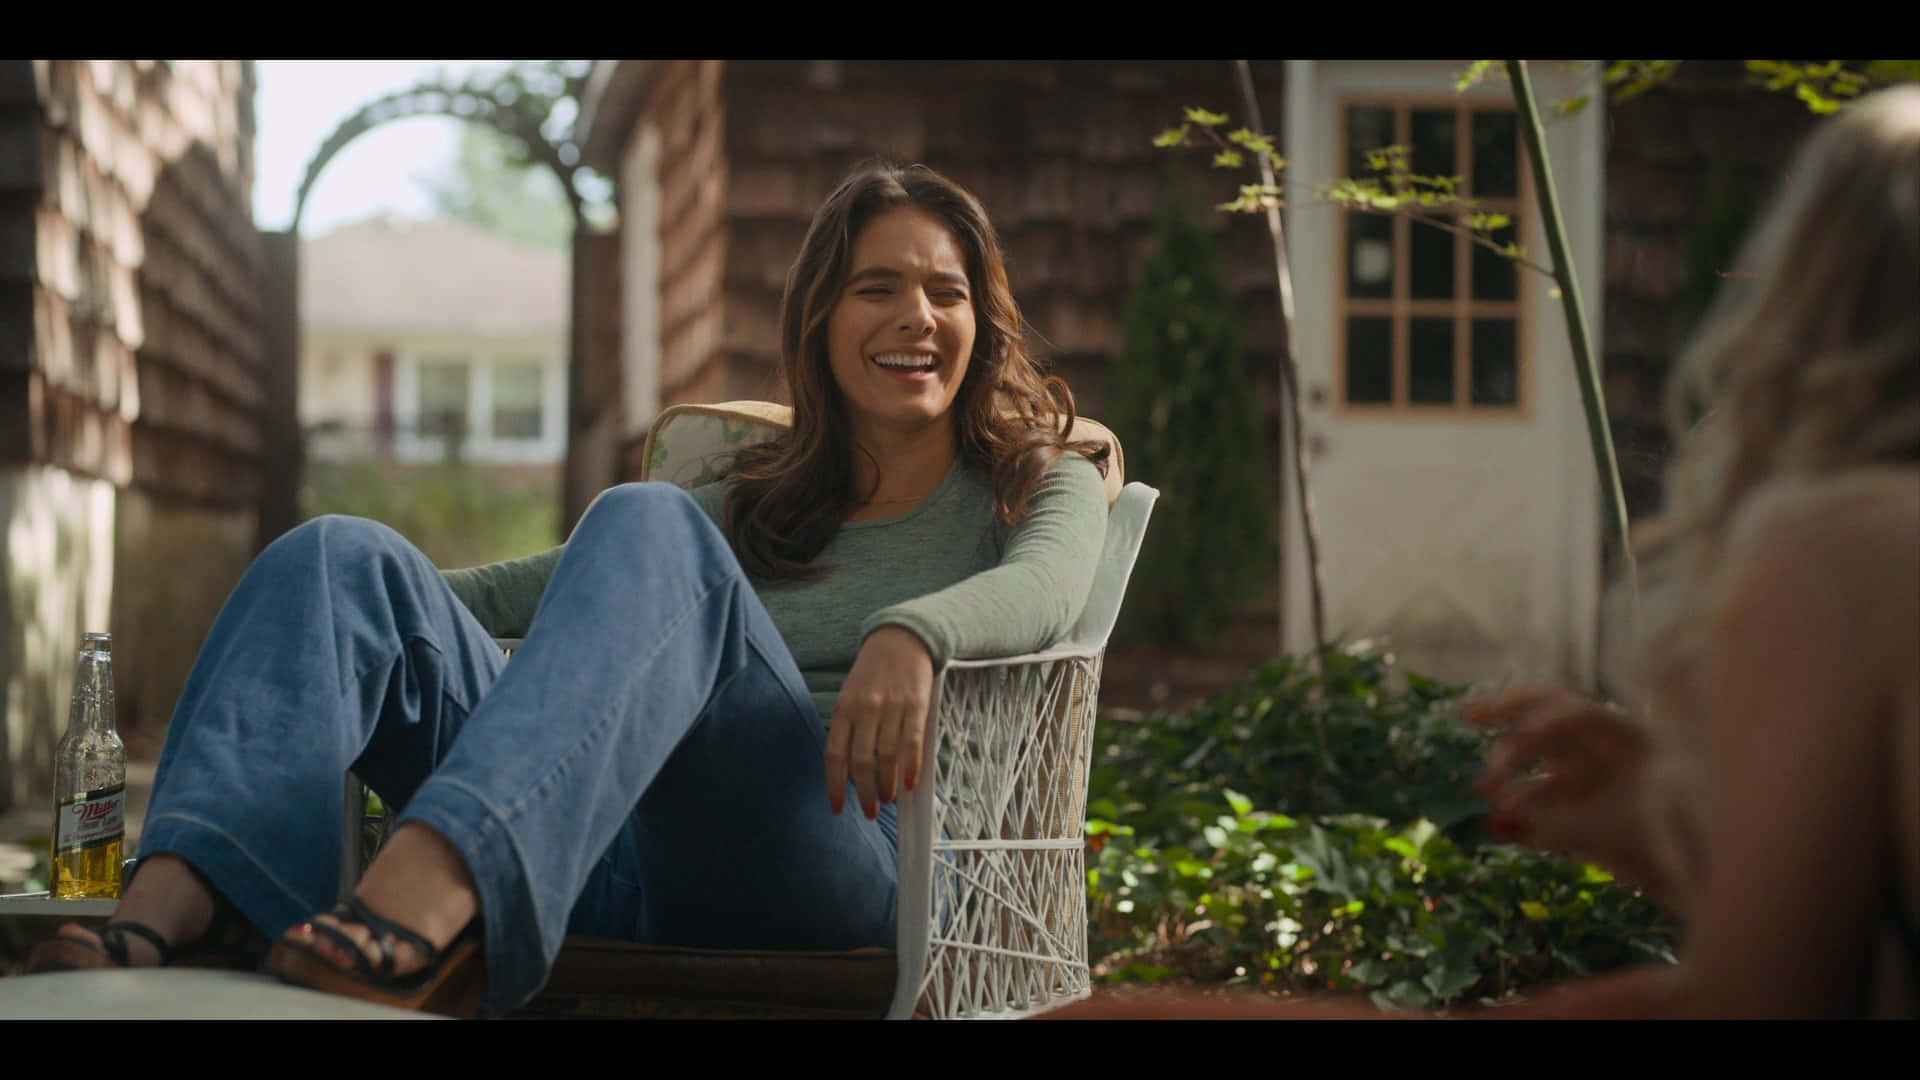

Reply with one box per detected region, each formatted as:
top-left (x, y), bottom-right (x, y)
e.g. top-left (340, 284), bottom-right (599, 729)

top-left (280, 822), bottom-right (479, 977)
top-left (39, 854), bottom-right (229, 967)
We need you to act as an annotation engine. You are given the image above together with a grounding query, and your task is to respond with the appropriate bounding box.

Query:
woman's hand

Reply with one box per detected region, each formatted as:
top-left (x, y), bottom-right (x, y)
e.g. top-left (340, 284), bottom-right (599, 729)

top-left (1468, 686), bottom-right (1660, 883)
top-left (826, 626), bottom-right (935, 819)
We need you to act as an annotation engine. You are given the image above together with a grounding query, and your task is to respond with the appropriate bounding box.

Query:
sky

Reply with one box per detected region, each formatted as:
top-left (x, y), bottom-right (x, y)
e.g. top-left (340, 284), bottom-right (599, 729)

top-left (252, 60), bottom-right (516, 235)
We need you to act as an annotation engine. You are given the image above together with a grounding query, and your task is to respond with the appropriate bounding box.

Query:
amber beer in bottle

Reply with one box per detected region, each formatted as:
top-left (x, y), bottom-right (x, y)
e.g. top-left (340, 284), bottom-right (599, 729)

top-left (50, 631), bottom-right (126, 899)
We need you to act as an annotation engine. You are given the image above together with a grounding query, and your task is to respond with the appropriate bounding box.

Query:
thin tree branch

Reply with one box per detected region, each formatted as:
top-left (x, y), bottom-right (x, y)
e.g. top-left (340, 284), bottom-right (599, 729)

top-left (1232, 59), bottom-right (1330, 688)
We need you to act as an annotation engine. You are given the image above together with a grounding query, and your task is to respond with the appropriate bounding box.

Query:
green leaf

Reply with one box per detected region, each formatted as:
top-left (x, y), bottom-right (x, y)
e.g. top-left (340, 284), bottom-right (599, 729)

top-left (1212, 149), bottom-right (1243, 168)
top-left (1630, 939), bottom-right (1681, 966)
top-left (1796, 83), bottom-right (1844, 114)
top-left (1385, 932), bottom-right (1434, 958)
top-left (1185, 107), bottom-right (1230, 127)
top-left (1224, 789), bottom-right (1253, 817)
top-left (1519, 900), bottom-right (1551, 920)
top-left (1865, 60), bottom-right (1920, 84)
top-left (1347, 958), bottom-right (1392, 987)
top-left (1376, 980), bottom-right (1433, 1010)
top-left (1550, 947), bottom-right (1591, 976)
top-left (1421, 958), bottom-right (1482, 1002)
top-left (1555, 94), bottom-right (1592, 118)
top-left (1417, 798), bottom-right (1487, 831)
top-left (1152, 126), bottom-right (1189, 149)
top-left (1614, 81), bottom-right (1654, 102)
top-left (1400, 819), bottom-right (1439, 852)
top-left (1453, 60), bottom-right (1499, 93)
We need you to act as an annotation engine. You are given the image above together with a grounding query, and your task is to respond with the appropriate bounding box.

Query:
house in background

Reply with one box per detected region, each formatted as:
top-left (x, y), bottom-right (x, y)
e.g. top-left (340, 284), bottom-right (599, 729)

top-left (0, 61), bottom-right (270, 810)
top-left (568, 59), bottom-right (1819, 706)
top-left (300, 215), bottom-right (568, 482)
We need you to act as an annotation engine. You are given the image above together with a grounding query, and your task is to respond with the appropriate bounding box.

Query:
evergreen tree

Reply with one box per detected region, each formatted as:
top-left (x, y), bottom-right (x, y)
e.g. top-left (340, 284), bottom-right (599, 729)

top-left (1109, 199), bottom-right (1271, 647)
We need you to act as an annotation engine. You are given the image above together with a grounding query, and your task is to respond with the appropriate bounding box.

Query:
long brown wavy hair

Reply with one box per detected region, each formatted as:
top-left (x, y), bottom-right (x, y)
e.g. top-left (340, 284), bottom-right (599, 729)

top-left (722, 160), bottom-right (1110, 580)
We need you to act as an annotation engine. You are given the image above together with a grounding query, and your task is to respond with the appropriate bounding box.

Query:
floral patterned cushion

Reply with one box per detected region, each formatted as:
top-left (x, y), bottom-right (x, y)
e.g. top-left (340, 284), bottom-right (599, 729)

top-left (638, 400), bottom-right (1125, 503)
top-left (640, 401), bottom-right (792, 490)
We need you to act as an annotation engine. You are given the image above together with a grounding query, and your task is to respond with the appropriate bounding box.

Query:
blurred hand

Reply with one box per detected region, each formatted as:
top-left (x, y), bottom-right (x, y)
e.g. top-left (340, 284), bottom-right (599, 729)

top-left (826, 626), bottom-right (934, 819)
top-left (1468, 686), bottom-right (1658, 881)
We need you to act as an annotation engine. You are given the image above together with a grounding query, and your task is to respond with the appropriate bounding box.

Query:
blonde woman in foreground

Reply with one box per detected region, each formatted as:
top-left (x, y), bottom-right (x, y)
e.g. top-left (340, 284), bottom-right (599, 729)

top-left (1044, 83), bottom-right (1920, 1020)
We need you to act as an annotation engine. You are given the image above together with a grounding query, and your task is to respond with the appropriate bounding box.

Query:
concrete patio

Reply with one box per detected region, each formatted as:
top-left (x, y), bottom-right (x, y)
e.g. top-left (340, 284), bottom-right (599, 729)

top-left (0, 967), bottom-right (436, 1020)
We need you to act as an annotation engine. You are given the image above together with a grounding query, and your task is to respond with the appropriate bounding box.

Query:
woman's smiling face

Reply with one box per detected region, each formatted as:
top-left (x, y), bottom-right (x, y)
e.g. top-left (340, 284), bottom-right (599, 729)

top-left (825, 206), bottom-right (977, 445)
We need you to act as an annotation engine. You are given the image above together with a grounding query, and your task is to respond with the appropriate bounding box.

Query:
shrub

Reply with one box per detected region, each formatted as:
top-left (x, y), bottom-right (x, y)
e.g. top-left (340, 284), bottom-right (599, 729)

top-left (299, 457), bottom-right (560, 569)
top-left (1092, 644), bottom-right (1491, 845)
top-left (1106, 195), bottom-right (1270, 648)
top-left (1087, 643), bottom-right (1680, 1008)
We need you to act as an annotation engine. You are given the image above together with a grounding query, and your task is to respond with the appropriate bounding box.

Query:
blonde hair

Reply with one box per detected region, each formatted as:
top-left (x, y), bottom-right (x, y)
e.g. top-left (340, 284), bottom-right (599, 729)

top-left (1604, 85), bottom-right (1920, 894)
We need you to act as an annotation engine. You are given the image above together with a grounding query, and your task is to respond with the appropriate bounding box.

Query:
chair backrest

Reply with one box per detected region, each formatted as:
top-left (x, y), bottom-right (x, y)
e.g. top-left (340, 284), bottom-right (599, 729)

top-left (639, 400), bottom-right (1128, 506)
top-left (1061, 482), bottom-right (1158, 653)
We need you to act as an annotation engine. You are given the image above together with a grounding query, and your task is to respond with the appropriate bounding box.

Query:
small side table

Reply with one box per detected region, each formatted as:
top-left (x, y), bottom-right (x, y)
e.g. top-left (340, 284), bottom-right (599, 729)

top-left (0, 893), bottom-right (116, 919)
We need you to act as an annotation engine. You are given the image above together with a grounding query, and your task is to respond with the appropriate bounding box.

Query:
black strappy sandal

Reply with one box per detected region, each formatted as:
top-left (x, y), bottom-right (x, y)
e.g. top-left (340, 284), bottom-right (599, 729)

top-left (25, 897), bottom-right (256, 974)
top-left (265, 896), bottom-right (485, 1018)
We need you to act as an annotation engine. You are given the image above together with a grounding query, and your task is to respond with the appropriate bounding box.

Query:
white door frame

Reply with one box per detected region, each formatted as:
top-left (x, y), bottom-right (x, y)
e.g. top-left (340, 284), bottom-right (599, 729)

top-left (1279, 60), bottom-right (1607, 688)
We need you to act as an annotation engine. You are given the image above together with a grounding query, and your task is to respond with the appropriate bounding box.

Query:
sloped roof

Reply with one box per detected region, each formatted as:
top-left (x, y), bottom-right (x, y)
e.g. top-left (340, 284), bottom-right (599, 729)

top-left (300, 215), bottom-right (566, 336)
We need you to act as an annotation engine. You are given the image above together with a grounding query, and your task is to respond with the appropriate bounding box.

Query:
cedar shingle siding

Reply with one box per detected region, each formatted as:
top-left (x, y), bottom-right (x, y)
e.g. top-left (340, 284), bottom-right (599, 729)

top-left (699, 61), bottom-right (1290, 436)
top-left (1, 61), bottom-right (265, 809)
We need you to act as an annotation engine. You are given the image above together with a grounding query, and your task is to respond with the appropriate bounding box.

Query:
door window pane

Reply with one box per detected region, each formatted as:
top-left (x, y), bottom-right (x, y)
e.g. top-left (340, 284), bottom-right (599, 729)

top-left (1346, 317), bottom-right (1393, 404)
top-left (1471, 320), bottom-right (1519, 405)
top-left (1411, 109), bottom-right (1456, 180)
top-left (1409, 318), bottom-right (1455, 404)
top-left (417, 358), bottom-right (470, 437)
top-left (1346, 212), bottom-right (1394, 300)
top-left (1471, 219), bottom-right (1519, 301)
top-left (1472, 111), bottom-right (1519, 197)
top-left (491, 362), bottom-right (545, 440)
top-left (1347, 106), bottom-right (1395, 177)
top-left (1411, 222), bottom-right (1454, 300)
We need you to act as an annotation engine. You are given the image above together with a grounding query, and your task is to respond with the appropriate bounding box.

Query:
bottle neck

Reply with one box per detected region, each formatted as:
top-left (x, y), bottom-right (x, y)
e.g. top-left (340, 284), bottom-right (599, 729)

top-left (69, 649), bottom-right (117, 734)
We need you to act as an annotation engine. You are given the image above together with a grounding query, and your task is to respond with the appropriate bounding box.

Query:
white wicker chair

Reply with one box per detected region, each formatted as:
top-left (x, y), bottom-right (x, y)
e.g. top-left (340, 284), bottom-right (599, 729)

top-left (644, 401), bottom-right (1157, 1019)
top-left (349, 401), bottom-right (1157, 1019)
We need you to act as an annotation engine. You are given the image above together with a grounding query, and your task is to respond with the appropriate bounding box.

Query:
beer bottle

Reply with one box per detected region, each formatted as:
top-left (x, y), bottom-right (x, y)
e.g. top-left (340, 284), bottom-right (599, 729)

top-left (50, 632), bottom-right (126, 899)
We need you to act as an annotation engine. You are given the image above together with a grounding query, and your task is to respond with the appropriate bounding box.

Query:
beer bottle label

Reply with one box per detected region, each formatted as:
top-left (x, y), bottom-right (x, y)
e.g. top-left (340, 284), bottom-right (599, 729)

top-left (53, 783), bottom-right (125, 855)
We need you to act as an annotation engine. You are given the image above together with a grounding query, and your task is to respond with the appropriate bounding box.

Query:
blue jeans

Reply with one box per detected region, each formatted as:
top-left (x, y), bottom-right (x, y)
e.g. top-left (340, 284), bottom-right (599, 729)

top-left (138, 483), bottom-right (900, 1017)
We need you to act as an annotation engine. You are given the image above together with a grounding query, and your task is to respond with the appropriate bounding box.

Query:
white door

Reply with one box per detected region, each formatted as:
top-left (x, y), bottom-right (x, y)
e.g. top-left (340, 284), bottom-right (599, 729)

top-left (1280, 60), bottom-right (1606, 689)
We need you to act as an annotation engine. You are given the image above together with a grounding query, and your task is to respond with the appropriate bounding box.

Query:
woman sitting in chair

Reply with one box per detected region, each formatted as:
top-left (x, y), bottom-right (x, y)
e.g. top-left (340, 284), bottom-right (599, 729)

top-left (28, 160), bottom-right (1111, 1018)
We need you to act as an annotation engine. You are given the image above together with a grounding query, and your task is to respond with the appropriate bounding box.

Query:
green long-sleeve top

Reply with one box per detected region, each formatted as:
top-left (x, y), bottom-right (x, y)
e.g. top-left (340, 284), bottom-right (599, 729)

top-left (437, 453), bottom-right (1109, 722)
